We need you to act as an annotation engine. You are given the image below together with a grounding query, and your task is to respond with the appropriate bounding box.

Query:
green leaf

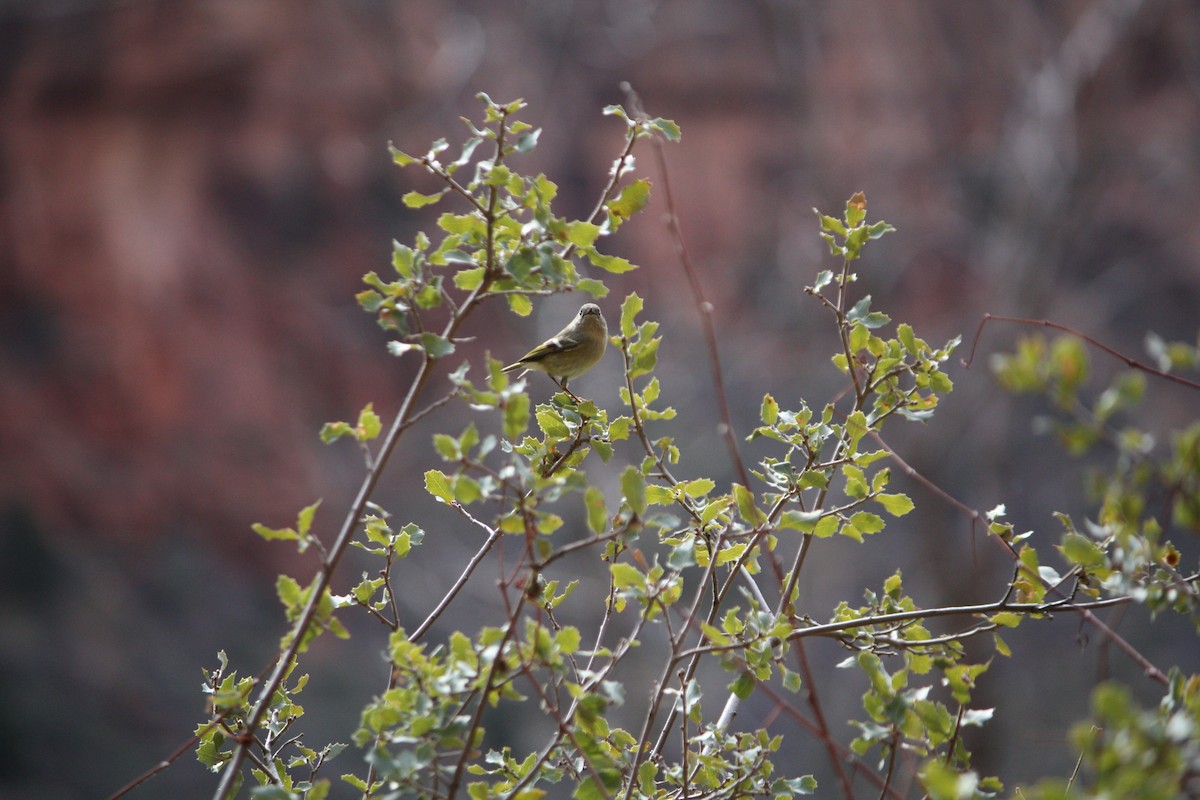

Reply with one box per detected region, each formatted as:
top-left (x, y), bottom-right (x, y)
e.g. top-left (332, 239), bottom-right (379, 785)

top-left (815, 212), bottom-right (846, 236)
top-left (844, 410), bottom-right (869, 452)
top-left (621, 465), bottom-right (646, 515)
top-left (620, 293), bottom-right (643, 338)
top-left (682, 478), bottom-right (716, 498)
top-left (584, 486), bottom-right (607, 534)
top-left (507, 293), bottom-right (533, 316)
top-left (848, 511), bottom-right (885, 534)
top-left (587, 250), bottom-right (637, 274)
top-left (453, 267), bottom-right (485, 290)
top-left (566, 221), bottom-right (602, 248)
top-left (389, 144), bottom-right (417, 166)
top-left (645, 484), bottom-right (676, 506)
top-left (606, 179), bottom-right (652, 218)
top-left (319, 421), bottom-right (353, 444)
top-left (730, 672), bottom-right (755, 700)
top-left (637, 761), bottom-right (658, 795)
top-left (392, 241), bottom-right (416, 278)
top-left (647, 117), bottom-right (681, 141)
top-left (536, 408), bottom-right (570, 440)
top-left (402, 190), bottom-right (446, 208)
top-left (433, 433), bottom-right (459, 461)
top-left (812, 515), bottom-right (839, 538)
top-left (296, 499), bottom-right (321, 535)
top-left (419, 333), bottom-right (456, 359)
top-left (732, 483), bottom-right (766, 526)
top-left (454, 475), bottom-right (482, 504)
top-left (357, 404), bottom-right (381, 440)
top-left (778, 509), bottom-right (823, 531)
top-left (504, 393), bottom-right (530, 440)
top-left (715, 542), bottom-right (748, 566)
top-left (876, 493), bottom-right (914, 516)
top-left (253, 523), bottom-right (298, 542)
top-left (990, 612), bottom-right (1022, 628)
top-left (760, 394), bottom-right (779, 425)
top-left (576, 278), bottom-right (609, 299)
top-left (610, 562), bottom-right (643, 589)
top-left (424, 470), bottom-right (455, 504)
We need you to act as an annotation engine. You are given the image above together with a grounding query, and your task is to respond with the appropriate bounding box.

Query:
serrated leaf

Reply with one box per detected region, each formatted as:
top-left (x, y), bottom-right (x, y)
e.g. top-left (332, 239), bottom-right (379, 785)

top-left (647, 117), bottom-right (681, 141)
top-left (419, 333), bottom-right (455, 359)
top-left (424, 470), bottom-right (454, 504)
top-left (876, 493), bottom-right (914, 516)
top-left (588, 250), bottom-right (636, 274)
top-left (576, 278), bottom-right (609, 298)
top-left (453, 267), bottom-right (485, 290)
top-left (566, 221), bottom-right (602, 248)
top-left (683, 478), bottom-right (716, 498)
top-left (607, 179), bottom-right (652, 218)
top-left (536, 408), bottom-right (570, 440)
top-left (297, 499), bottom-right (321, 535)
top-left (813, 515), bottom-right (839, 538)
top-left (848, 511), bottom-right (885, 534)
top-left (253, 523), bottom-right (299, 542)
top-left (645, 484), bottom-right (676, 506)
top-left (357, 404), bottom-right (381, 440)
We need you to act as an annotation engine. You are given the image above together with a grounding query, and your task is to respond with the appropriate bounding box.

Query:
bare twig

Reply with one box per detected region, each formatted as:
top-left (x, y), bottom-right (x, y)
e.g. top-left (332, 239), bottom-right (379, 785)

top-left (962, 313), bottom-right (1200, 391)
top-left (408, 503), bottom-right (503, 643)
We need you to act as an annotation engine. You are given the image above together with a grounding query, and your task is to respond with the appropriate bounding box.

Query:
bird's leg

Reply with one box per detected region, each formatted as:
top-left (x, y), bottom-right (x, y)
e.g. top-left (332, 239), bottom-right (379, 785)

top-left (552, 376), bottom-right (583, 404)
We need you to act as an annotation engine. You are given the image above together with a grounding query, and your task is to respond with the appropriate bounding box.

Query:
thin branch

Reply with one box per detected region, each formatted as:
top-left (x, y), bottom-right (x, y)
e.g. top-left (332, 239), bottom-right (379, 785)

top-left (105, 715), bottom-right (229, 800)
top-left (962, 313), bottom-right (1200, 391)
top-left (409, 503), bottom-right (503, 643)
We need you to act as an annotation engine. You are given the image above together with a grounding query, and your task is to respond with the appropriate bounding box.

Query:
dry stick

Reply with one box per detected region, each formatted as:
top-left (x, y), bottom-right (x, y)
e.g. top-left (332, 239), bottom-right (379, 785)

top-left (962, 313), bottom-right (1200, 391)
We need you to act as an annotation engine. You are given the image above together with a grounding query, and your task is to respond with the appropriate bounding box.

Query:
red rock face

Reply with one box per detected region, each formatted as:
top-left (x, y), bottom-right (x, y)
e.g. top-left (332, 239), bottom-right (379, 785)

top-left (1, 2), bottom-right (1199, 795)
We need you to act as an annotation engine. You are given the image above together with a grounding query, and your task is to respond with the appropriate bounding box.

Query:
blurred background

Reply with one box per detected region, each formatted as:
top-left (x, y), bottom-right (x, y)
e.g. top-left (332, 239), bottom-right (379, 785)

top-left (2, 0), bottom-right (1198, 797)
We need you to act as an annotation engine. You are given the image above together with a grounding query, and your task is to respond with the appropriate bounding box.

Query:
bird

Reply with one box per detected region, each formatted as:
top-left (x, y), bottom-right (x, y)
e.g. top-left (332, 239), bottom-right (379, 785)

top-left (502, 303), bottom-right (608, 400)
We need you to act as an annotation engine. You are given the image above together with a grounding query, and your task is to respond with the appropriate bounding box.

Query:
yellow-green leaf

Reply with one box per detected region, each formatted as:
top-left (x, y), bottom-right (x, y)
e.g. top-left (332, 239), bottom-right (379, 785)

top-left (876, 492), bottom-right (914, 516)
top-left (424, 470), bottom-right (454, 504)
top-left (584, 486), bottom-right (607, 534)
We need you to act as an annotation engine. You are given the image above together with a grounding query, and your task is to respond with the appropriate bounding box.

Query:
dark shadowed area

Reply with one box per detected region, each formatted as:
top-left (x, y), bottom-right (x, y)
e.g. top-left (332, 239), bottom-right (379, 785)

top-left (1, 1), bottom-right (1197, 797)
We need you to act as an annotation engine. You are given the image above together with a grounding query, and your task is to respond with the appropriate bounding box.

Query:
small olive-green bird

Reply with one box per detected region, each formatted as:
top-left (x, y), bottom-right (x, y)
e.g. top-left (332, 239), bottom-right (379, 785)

top-left (502, 303), bottom-right (607, 398)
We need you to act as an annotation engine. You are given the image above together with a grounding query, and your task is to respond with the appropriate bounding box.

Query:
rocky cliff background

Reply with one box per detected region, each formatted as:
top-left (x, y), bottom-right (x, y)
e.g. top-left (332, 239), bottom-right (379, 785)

top-left (1, 1), bottom-right (1198, 797)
